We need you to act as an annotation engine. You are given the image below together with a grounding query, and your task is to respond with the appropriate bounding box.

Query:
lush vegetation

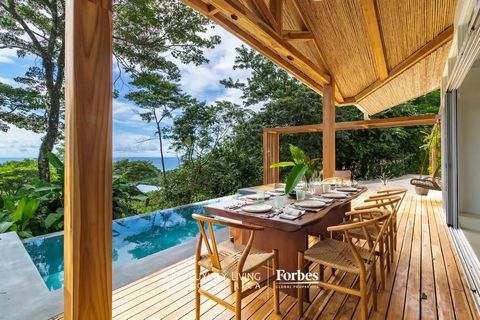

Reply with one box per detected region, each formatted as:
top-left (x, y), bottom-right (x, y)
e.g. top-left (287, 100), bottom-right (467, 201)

top-left (0, 3), bottom-right (440, 239)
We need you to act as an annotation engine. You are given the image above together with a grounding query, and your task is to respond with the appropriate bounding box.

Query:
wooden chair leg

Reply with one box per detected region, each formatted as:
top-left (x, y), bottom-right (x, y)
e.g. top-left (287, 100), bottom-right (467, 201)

top-left (371, 262), bottom-right (378, 311)
top-left (319, 264), bottom-right (324, 282)
top-left (385, 234), bottom-right (391, 272)
top-left (297, 251), bottom-right (304, 316)
top-left (230, 280), bottom-right (235, 294)
top-left (272, 249), bottom-right (279, 314)
top-left (360, 273), bottom-right (368, 320)
top-left (379, 240), bottom-right (385, 290)
top-left (235, 276), bottom-right (242, 320)
top-left (195, 263), bottom-right (201, 320)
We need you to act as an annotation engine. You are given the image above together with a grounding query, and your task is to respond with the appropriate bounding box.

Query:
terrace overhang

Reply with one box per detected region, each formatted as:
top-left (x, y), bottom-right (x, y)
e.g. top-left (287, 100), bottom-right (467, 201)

top-left (183, 0), bottom-right (455, 115)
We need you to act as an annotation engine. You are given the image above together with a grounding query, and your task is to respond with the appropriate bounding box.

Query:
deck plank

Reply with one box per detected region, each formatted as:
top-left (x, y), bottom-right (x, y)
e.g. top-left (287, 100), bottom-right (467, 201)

top-left (52, 192), bottom-right (479, 320)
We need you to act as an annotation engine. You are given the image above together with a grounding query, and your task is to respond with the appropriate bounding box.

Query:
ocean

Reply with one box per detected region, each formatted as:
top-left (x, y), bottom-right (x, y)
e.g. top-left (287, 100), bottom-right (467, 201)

top-left (0, 156), bottom-right (181, 171)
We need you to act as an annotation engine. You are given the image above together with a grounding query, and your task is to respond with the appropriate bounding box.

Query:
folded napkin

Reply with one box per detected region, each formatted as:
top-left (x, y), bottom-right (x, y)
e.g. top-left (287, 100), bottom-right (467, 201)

top-left (283, 206), bottom-right (304, 217)
top-left (310, 197), bottom-right (334, 203)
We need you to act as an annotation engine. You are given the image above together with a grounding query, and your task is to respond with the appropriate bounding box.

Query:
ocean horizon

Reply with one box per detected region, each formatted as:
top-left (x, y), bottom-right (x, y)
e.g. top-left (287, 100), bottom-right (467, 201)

top-left (0, 156), bottom-right (180, 171)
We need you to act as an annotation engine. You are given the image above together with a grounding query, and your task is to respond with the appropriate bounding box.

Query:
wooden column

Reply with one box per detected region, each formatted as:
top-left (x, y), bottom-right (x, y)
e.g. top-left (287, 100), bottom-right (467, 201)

top-left (263, 130), bottom-right (280, 184)
top-left (64, 0), bottom-right (113, 319)
top-left (322, 81), bottom-right (336, 178)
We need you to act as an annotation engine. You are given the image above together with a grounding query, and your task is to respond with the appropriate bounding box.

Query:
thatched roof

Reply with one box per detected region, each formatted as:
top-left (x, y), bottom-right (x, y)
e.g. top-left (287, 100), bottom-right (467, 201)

top-left (183, 0), bottom-right (455, 114)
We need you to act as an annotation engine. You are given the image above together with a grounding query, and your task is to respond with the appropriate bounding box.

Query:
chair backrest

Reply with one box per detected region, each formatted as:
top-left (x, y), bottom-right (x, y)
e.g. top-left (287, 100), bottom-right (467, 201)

top-left (373, 189), bottom-right (407, 211)
top-left (328, 210), bottom-right (391, 271)
top-left (192, 214), bottom-right (263, 273)
top-left (355, 195), bottom-right (402, 216)
top-left (334, 170), bottom-right (352, 179)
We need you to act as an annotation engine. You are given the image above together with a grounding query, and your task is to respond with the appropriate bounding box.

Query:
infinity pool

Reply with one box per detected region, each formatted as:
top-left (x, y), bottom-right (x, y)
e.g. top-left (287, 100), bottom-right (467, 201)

top-left (23, 198), bottom-right (227, 291)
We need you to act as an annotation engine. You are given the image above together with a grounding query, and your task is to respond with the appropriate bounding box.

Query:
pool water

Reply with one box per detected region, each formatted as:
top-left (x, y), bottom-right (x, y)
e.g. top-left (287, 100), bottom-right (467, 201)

top-left (23, 198), bottom-right (225, 291)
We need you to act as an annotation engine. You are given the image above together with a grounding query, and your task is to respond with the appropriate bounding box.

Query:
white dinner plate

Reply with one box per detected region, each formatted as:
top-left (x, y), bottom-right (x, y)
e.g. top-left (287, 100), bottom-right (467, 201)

top-left (294, 200), bottom-right (326, 208)
top-left (274, 187), bottom-right (285, 193)
top-left (245, 194), bottom-right (271, 200)
top-left (322, 192), bottom-right (348, 199)
top-left (242, 204), bottom-right (273, 213)
top-left (335, 187), bottom-right (358, 192)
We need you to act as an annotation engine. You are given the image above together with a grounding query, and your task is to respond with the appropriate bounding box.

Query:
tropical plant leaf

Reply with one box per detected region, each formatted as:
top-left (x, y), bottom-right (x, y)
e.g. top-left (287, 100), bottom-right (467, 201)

top-left (48, 153), bottom-right (64, 171)
top-left (270, 161), bottom-right (295, 168)
top-left (3, 197), bottom-right (14, 212)
top-left (23, 198), bottom-right (40, 222)
top-left (12, 198), bottom-right (26, 222)
top-left (45, 212), bottom-right (63, 229)
top-left (0, 221), bottom-right (14, 233)
top-left (285, 163), bottom-right (308, 194)
top-left (131, 194), bottom-right (148, 201)
top-left (289, 144), bottom-right (308, 165)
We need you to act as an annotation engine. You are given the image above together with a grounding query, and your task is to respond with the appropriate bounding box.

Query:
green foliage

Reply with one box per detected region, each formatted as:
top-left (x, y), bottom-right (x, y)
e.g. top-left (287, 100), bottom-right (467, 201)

top-left (126, 72), bottom-right (192, 181)
top-left (112, 176), bottom-right (148, 219)
top-left (271, 144), bottom-right (321, 193)
top-left (0, 196), bottom-right (40, 238)
top-left (0, 159), bottom-right (39, 196)
top-left (0, 0), bottom-right (220, 181)
top-left (113, 159), bottom-right (161, 185)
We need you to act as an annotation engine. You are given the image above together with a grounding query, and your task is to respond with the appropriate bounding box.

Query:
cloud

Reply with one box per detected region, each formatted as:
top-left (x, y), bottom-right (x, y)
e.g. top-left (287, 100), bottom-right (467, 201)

top-left (0, 76), bottom-right (17, 86)
top-left (113, 133), bottom-right (176, 157)
top-left (177, 27), bottom-right (252, 103)
top-left (0, 49), bottom-right (17, 64)
top-left (0, 125), bottom-right (43, 158)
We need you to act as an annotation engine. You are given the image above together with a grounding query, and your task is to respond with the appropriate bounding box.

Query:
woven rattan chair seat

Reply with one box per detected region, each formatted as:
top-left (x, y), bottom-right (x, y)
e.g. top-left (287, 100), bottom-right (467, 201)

top-left (198, 240), bottom-right (275, 279)
top-left (339, 222), bottom-right (380, 239)
top-left (304, 239), bottom-right (372, 273)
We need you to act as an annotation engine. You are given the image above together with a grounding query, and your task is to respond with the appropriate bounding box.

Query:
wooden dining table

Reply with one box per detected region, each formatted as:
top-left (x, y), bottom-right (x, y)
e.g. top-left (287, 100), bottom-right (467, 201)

top-left (203, 184), bottom-right (367, 297)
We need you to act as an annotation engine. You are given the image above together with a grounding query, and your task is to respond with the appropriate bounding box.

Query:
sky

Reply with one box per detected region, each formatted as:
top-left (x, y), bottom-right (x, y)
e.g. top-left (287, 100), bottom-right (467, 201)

top-left (0, 26), bottom-right (253, 159)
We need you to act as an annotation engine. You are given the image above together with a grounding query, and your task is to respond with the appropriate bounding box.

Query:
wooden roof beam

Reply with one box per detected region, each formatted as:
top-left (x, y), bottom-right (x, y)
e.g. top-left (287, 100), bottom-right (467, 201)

top-left (191, 0), bottom-right (331, 87)
top-left (353, 26), bottom-right (454, 102)
top-left (264, 114), bottom-right (438, 134)
top-left (360, 0), bottom-right (388, 80)
top-left (247, 0), bottom-right (278, 31)
top-left (182, 0), bottom-right (327, 95)
top-left (270, 0), bottom-right (283, 34)
top-left (283, 30), bottom-right (314, 41)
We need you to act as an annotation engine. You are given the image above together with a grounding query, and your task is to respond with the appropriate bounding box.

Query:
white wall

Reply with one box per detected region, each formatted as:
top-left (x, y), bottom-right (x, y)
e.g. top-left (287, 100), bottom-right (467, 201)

top-left (458, 62), bottom-right (480, 215)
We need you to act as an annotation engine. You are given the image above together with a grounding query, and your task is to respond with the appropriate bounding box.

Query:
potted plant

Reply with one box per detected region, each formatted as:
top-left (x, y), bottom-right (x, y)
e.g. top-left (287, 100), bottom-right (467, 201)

top-left (270, 144), bottom-right (322, 194)
top-left (413, 123), bottom-right (441, 195)
top-left (377, 161), bottom-right (391, 190)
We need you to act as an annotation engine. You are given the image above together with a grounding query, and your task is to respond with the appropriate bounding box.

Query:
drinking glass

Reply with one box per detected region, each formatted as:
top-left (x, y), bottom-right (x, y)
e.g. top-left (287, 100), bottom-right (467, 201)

top-left (322, 184), bottom-right (331, 193)
top-left (256, 190), bottom-right (265, 202)
top-left (273, 195), bottom-right (285, 210)
top-left (296, 189), bottom-right (306, 200)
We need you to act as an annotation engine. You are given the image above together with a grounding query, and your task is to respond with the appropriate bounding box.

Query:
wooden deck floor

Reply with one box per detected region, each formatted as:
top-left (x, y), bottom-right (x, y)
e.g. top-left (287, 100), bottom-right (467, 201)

top-left (55, 190), bottom-right (479, 319)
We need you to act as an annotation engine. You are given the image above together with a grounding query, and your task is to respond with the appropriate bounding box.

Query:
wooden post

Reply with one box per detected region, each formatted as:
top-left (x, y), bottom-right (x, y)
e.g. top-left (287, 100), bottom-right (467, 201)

top-left (322, 81), bottom-right (336, 178)
top-left (263, 130), bottom-right (280, 184)
top-left (64, 0), bottom-right (113, 319)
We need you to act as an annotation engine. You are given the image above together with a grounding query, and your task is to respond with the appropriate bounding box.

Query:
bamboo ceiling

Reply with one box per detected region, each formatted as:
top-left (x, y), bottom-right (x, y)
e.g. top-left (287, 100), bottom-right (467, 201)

top-left (183, 0), bottom-right (455, 114)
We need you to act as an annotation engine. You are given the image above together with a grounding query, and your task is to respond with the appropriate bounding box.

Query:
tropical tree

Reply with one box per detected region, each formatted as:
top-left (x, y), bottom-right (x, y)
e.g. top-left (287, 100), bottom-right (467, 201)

top-left (0, 0), bottom-right (220, 181)
top-left (125, 72), bottom-right (191, 181)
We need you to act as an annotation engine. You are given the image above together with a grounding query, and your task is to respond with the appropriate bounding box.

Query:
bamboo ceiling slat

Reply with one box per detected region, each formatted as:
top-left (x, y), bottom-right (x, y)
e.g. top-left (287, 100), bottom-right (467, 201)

top-left (360, 41), bottom-right (451, 114)
top-left (376, 0), bottom-right (456, 70)
top-left (297, 0), bottom-right (379, 98)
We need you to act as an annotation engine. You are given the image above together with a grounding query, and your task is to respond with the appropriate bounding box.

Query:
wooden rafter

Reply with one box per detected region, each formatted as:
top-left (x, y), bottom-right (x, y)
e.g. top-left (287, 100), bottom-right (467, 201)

top-left (270, 0), bottom-right (283, 34)
top-left (264, 114), bottom-right (438, 134)
top-left (360, 0), bottom-right (388, 80)
top-left (206, 0), bottom-right (330, 84)
top-left (353, 26), bottom-right (454, 102)
top-left (183, 0), bottom-right (327, 96)
top-left (282, 30), bottom-right (314, 41)
top-left (248, 0), bottom-right (277, 31)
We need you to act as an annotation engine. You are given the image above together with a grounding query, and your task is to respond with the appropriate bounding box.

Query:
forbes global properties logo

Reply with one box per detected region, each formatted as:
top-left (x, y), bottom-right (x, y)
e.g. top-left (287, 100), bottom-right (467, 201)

top-left (275, 269), bottom-right (320, 288)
